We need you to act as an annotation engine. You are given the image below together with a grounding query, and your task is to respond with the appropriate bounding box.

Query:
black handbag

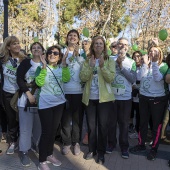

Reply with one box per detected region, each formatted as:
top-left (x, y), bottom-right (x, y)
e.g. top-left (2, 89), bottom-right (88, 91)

top-left (24, 81), bottom-right (38, 111)
top-left (47, 65), bottom-right (69, 109)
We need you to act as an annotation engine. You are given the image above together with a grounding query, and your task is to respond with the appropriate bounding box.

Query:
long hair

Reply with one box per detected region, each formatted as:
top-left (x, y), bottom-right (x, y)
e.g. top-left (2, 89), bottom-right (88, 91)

top-left (88, 36), bottom-right (109, 60)
top-left (0, 36), bottom-right (25, 63)
top-left (65, 29), bottom-right (80, 46)
top-left (148, 46), bottom-right (163, 66)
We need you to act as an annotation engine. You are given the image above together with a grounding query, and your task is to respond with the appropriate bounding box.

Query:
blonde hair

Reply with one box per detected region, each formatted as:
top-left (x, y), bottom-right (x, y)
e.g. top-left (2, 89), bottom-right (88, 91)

top-left (88, 36), bottom-right (109, 60)
top-left (0, 36), bottom-right (25, 63)
top-left (148, 46), bottom-right (163, 65)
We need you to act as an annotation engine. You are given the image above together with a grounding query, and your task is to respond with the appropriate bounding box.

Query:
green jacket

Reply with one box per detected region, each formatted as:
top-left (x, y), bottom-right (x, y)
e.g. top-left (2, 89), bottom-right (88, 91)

top-left (80, 58), bottom-right (115, 106)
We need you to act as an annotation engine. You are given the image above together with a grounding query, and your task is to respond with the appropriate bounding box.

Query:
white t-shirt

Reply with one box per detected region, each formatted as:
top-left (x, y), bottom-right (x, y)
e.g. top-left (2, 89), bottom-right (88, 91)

top-left (38, 66), bottom-right (66, 109)
top-left (62, 48), bottom-right (85, 94)
top-left (18, 59), bottom-right (41, 108)
top-left (139, 62), bottom-right (168, 97)
top-left (2, 58), bottom-right (19, 94)
top-left (89, 59), bottom-right (99, 100)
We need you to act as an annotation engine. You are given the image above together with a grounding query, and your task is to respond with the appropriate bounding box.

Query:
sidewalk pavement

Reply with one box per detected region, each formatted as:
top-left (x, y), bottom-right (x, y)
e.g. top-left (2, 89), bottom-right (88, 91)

top-left (0, 137), bottom-right (170, 170)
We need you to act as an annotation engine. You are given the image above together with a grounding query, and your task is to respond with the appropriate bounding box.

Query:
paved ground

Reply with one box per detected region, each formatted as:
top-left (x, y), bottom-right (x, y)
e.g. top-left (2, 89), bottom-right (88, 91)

top-left (0, 135), bottom-right (170, 170)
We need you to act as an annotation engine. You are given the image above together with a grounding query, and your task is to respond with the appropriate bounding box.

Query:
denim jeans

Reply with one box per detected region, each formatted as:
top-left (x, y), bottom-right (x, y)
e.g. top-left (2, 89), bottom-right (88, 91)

top-left (18, 107), bottom-right (41, 152)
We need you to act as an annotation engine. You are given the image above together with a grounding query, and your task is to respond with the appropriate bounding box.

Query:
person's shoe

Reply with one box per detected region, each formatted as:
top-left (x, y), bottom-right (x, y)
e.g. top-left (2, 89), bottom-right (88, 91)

top-left (31, 143), bottom-right (39, 156)
top-left (97, 155), bottom-right (105, 165)
top-left (6, 142), bottom-right (17, 155)
top-left (73, 143), bottom-right (81, 156)
top-left (47, 155), bottom-right (62, 166)
top-left (38, 162), bottom-right (50, 170)
top-left (62, 145), bottom-right (71, 155)
top-left (129, 132), bottom-right (138, 139)
top-left (20, 152), bottom-right (31, 167)
top-left (147, 149), bottom-right (157, 161)
top-left (1, 133), bottom-right (7, 143)
top-left (168, 160), bottom-right (170, 167)
top-left (82, 133), bottom-right (88, 145)
top-left (121, 150), bottom-right (129, 159)
top-left (129, 145), bottom-right (146, 154)
top-left (106, 144), bottom-right (114, 154)
top-left (85, 152), bottom-right (96, 160)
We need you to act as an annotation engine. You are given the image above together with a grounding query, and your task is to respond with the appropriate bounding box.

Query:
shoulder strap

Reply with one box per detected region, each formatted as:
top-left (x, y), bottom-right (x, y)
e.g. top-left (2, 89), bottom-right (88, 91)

top-left (47, 65), bottom-right (65, 96)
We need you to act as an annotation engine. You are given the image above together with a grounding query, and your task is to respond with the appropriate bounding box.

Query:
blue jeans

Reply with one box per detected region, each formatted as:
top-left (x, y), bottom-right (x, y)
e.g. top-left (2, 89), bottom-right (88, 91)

top-left (18, 107), bottom-right (41, 152)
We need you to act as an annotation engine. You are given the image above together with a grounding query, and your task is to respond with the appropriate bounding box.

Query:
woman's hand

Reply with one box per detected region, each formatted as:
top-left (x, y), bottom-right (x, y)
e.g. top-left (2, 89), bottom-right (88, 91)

top-left (152, 50), bottom-right (159, 62)
top-left (90, 55), bottom-right (96, 67)
top-left (40, 54), bottom-right (47, 69)
top-left (99, 55), bottom-right (104, 68)
top-left (62, 49), bottom-right (69, 67)
top-left (142, 54), bottom-right (150, 65)
top-left (73, 44), bottom-right (79, 57)
top-left (26, 91), bottom-right (36, 104)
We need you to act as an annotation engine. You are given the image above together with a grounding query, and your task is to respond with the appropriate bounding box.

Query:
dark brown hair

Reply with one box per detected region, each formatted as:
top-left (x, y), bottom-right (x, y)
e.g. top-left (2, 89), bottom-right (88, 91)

top-left (30, 42), bottom-right (45, 52)
top-left (46, 45), bottom-right (62, 64)
top-left (132, 51), bottom-right (142, 60)
top-left (65, 29), bottom-right (80, 46)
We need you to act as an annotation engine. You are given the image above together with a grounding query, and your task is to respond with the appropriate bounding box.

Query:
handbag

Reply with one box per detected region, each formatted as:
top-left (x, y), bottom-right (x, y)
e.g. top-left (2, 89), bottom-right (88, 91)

top-left (10, 90), bottom-right (19, 112)
top-left (47, 65), bottom-right (69, 109)
top-left (24, 83), bottom-right (38, 111)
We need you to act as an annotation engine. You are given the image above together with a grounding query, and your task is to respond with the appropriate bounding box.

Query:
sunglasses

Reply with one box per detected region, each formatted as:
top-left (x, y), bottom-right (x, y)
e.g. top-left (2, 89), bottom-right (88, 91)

top-left (111, 46), bottom-right (117, 48)
top-left (48, 51), bottom-right (59, 56)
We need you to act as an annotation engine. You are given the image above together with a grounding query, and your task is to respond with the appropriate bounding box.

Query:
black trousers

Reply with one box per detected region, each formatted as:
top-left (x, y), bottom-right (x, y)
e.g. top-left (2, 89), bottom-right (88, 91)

top-left (138, 95), bottom-right (168, 150)
top-left (86, 100), bottom-right (112, 155)
top-left (108, 99), bottom-right (132, 151)
top-left (38, 103), bottom-right (65, 162)
top-left (130, 101), bottom-right (140, 132)
top-left (61, 94), bottom-right (83, 145)
top-left (3, 91), bottom-right (19, 143)
top-left (107, 102), bottom-right (117, 147)
top-left (0, 104), bottom-right (7, 133)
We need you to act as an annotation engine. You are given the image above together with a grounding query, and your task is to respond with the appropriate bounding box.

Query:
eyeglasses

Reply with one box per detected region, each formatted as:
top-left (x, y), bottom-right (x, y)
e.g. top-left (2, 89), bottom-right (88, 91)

top-left (111, 46), bottom-right (117, 48)
top-left (48, 51), bottom-right (59, 56)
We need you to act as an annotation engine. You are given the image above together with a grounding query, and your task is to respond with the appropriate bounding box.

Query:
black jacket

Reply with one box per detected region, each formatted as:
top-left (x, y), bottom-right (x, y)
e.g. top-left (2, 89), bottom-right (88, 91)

top-left (16, 58), bottom-right (32, 97)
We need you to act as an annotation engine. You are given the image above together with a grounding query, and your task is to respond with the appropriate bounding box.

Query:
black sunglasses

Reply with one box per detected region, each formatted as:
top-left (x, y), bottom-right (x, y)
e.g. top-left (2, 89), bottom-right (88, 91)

top-left (111, 46), bottom-right (117, 48)
top-left (48, 51), bottom-right (59, 56)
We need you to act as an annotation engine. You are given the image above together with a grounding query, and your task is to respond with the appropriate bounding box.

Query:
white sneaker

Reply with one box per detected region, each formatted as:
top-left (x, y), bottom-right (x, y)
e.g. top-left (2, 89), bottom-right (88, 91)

top-left (73, 143), bottom-right (81, 156)
top-left (47, 155), bottom-right (62, 166)
top-left (6, 142), bottom-right (17, 155)
top-left (38, 162), bottom-right (50, 170)
top-left (129, 132), bottom-right (138, 139)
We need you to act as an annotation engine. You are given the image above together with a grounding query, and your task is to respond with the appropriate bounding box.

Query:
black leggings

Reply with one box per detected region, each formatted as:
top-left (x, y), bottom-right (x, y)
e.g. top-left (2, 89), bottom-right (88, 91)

top-left (38, 103), bottom-right (65, 162)
top-left (3, 91), bottom-right (19, 143)
top-left (138, 95), bottom-right (168, 150)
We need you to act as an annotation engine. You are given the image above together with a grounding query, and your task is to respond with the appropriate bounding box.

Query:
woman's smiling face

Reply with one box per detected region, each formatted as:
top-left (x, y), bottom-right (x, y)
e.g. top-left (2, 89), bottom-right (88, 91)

top-left (47, 48), bottom-right (60, 64)
top-left (67, 32), bottom-right (79, 45)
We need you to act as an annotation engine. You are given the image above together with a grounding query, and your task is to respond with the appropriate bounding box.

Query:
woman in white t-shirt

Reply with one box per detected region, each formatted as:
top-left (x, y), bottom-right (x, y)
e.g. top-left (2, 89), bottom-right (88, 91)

top-left (130, 46), bottom-right (168, 161)
top-left (0, 36), bottom-right (25, 155)
top-left (61, 29), bottom-right (85, 156)
top-left (17, 42), bottom-right (44, 166)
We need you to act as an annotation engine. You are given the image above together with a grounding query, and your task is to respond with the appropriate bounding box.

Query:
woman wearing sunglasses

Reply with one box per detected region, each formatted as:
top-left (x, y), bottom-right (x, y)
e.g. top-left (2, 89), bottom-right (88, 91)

top-left (0, 36), bottom-right (25, 155)
top-left (35, 45), bottom-right (70, 170)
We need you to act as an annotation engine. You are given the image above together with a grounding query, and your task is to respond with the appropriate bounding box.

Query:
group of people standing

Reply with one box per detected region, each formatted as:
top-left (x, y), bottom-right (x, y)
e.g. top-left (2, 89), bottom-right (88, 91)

top-left (0, 29), bottom-right (170, 170)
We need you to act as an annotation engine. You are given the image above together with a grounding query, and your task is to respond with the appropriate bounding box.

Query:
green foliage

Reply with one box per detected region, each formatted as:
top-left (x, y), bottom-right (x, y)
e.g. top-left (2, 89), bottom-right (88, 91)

top-left (56, 0), bottom-right (130, 43)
